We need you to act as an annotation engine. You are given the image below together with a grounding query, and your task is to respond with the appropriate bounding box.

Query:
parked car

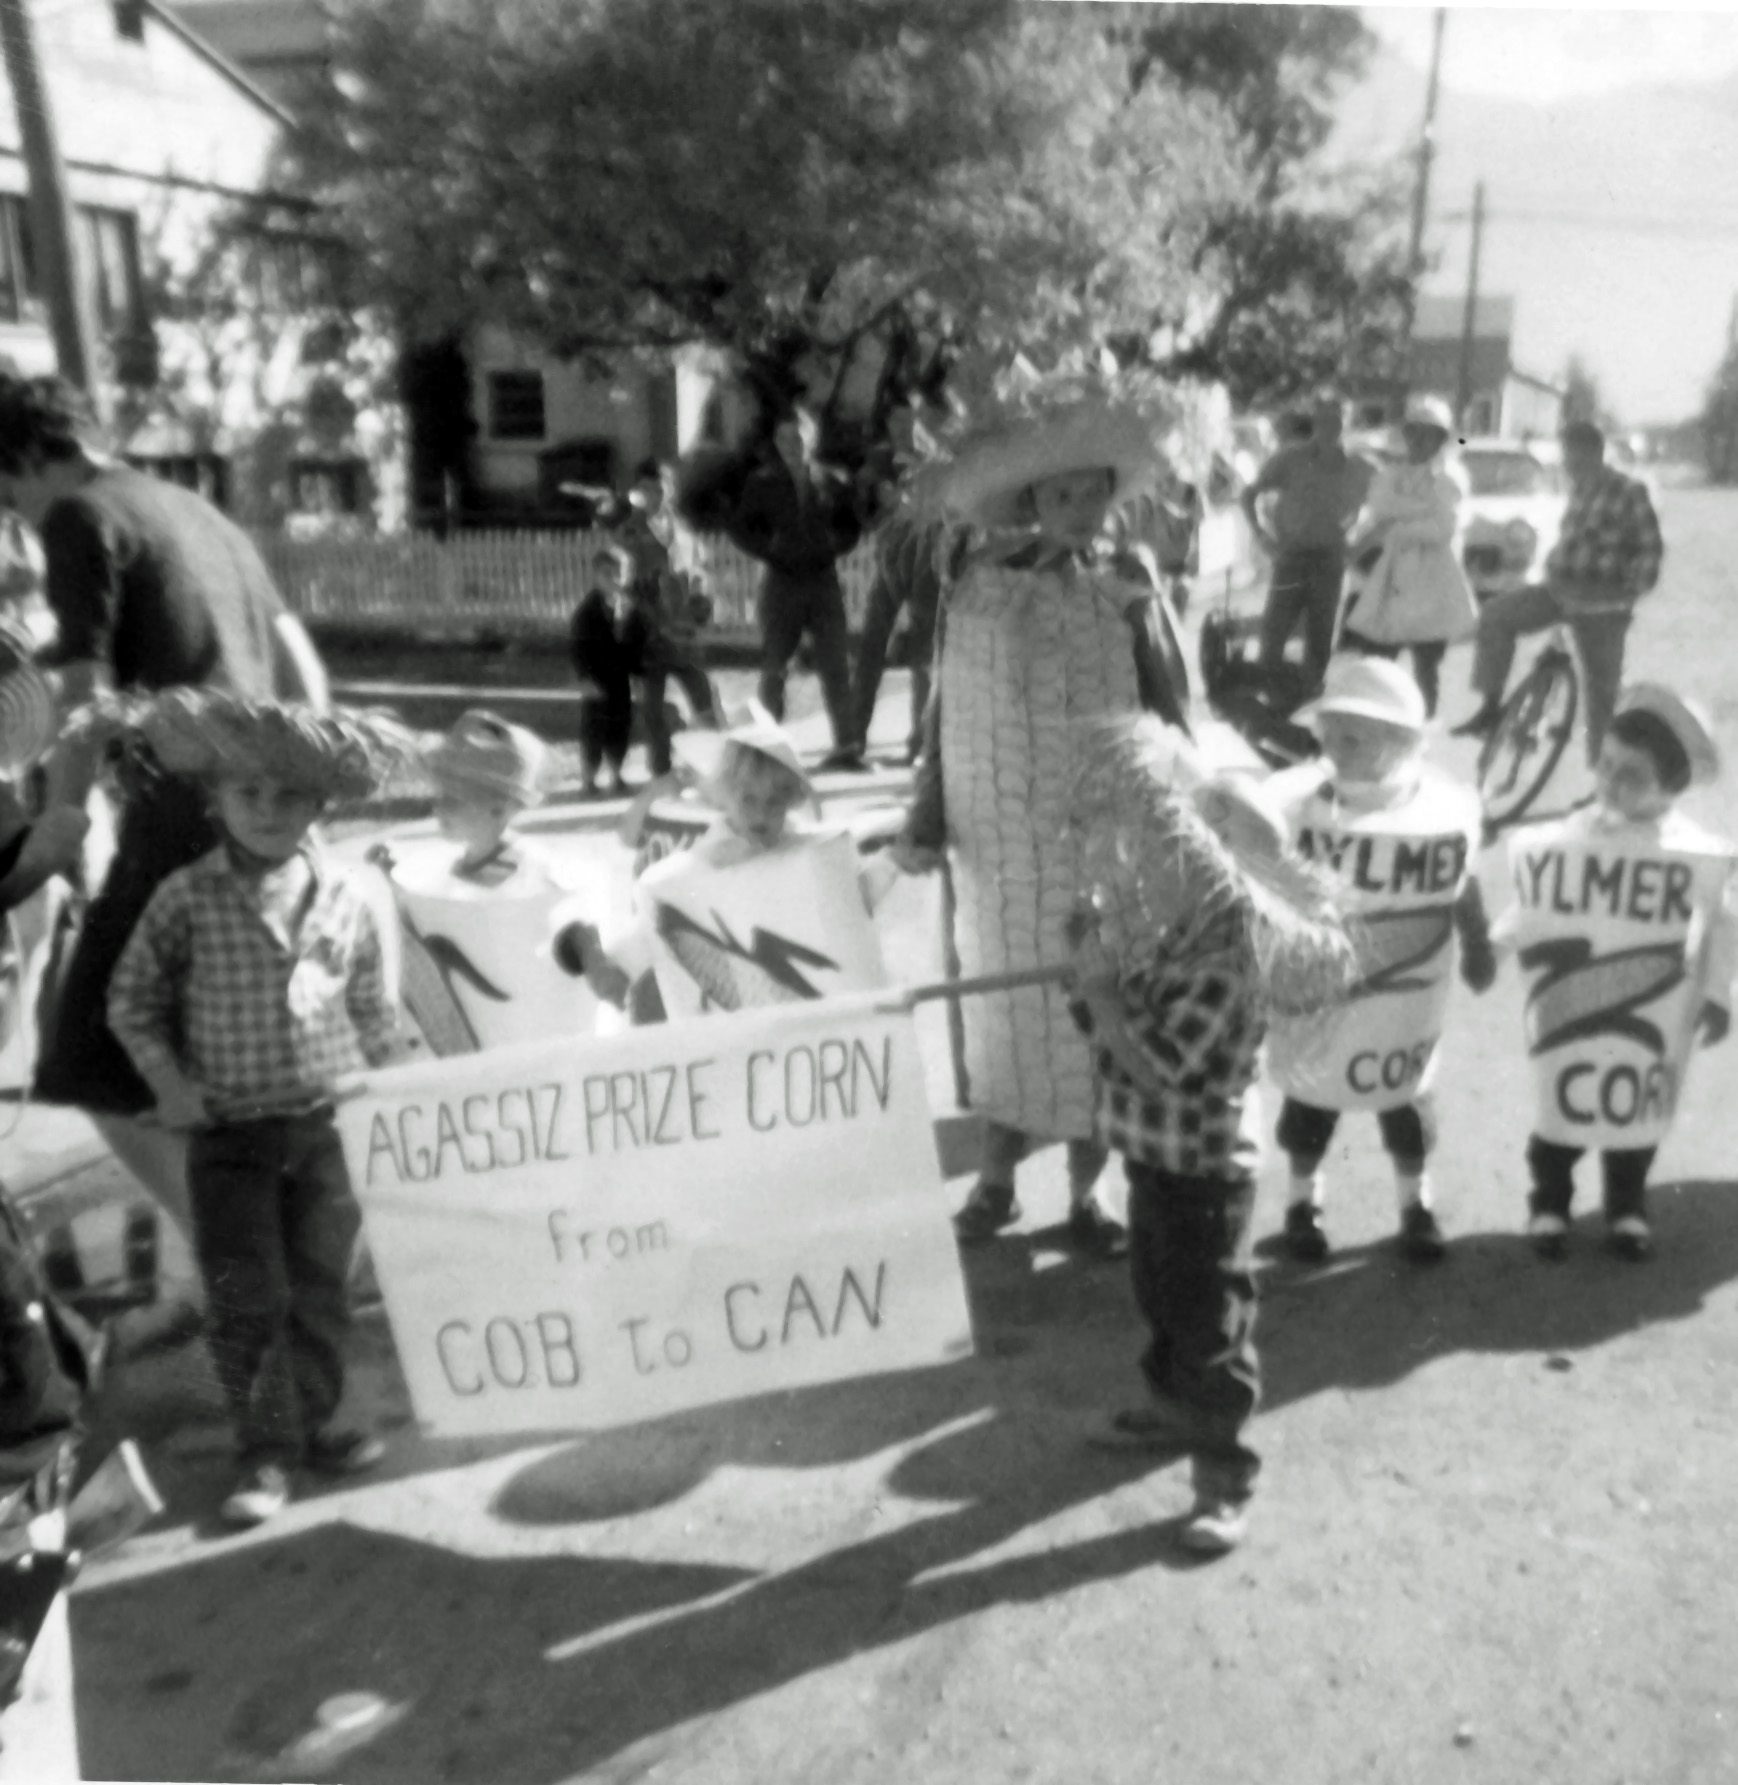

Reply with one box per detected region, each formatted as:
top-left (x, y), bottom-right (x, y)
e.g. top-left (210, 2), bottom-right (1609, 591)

top-left (1457, 439), bottom-right (1565, 603)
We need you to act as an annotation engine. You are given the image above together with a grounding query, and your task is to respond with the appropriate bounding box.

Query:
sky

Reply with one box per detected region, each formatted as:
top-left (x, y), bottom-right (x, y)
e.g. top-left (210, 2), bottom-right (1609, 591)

top-left (1352, 6), bottom-right (1738, 423)
top-left (1372, 4), bottom-right (1738, 104)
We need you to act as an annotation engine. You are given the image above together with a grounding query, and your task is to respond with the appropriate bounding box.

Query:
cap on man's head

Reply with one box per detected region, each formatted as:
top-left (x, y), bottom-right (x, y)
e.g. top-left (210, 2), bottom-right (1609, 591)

top-left (428, 709), bottom-right (546, 806)
top-left (1301, 655), bottom-right (1427, 734)
top-left (1614, 683), bottom-right (1719, 787)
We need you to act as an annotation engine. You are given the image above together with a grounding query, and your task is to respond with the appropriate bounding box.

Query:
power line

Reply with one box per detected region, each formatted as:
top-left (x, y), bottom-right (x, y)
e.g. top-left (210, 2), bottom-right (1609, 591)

top-left (1439, 207), bottom-right (1738, 240)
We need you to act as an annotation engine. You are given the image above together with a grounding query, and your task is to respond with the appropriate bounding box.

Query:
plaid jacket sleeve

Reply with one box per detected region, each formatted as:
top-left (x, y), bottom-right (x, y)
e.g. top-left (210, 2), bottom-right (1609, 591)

top-left (106, 874), bottom-right (193, 1089)
top-left (1622, 480), bottom-right (1663, 595)
top-left (1119, 955), bottom-right (1247, 1085)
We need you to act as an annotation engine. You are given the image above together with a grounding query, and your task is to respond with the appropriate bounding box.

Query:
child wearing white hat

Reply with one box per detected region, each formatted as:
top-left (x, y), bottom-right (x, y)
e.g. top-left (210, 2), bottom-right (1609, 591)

top-left (1480, 681), bottom-right (1735, 1261)
top-left (1265, 654), bottom-right (1493, 1263)
top-left (424, 709), bottom-right (553, 891)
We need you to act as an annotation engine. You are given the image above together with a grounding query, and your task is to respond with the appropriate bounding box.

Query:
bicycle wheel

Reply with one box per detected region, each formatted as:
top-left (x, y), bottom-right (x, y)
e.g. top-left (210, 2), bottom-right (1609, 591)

top-left (1478, 646), bottom-right (1578, 831)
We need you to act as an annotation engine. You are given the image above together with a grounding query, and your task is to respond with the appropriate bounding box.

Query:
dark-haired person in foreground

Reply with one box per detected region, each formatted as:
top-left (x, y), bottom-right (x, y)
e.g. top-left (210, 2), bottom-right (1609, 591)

top-left (1453, 420), bottom-right (1663, 761)
top-left (0, 374), bottom-right (327, 1267)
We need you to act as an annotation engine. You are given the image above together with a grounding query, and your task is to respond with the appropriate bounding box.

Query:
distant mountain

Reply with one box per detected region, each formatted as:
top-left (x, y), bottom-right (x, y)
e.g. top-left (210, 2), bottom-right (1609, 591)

top-left (1331, 43), bottom-right (1738, 423)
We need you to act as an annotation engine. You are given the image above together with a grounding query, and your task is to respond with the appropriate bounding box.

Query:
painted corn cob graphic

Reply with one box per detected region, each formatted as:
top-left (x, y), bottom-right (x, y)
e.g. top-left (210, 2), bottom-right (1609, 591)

top-left (1520, 937), bottom-right (1686, 1057)
top-left (652, 900), bottom-right (839, 1011)
top-left (1347, 905), bottom-right (1456, 999)
top-left (395, 904), bottom-right (511, 1057)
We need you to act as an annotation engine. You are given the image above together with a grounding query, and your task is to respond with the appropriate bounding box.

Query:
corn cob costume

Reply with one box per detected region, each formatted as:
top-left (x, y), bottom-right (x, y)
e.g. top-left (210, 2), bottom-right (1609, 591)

top-left (910, 550), bottom-right (1165, 1138)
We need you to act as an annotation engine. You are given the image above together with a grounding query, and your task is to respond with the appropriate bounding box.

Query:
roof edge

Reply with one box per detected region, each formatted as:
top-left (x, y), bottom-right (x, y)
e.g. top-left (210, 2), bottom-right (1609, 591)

top-left (141, 0), bottom-right (299, 130)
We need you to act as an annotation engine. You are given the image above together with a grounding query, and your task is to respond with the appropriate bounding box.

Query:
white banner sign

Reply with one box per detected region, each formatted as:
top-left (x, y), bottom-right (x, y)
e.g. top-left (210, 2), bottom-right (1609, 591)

top-left (1267, 773), bottom-right (1478, 1112)
top-left (335, 993), bottom-right (973, 1437)
top-left (639, 831), bottom-right (889, 1018)
top-left (381, 840), bottom-right (598, 1054)
top-left (1510, 823), bottom-right (1733, 1147)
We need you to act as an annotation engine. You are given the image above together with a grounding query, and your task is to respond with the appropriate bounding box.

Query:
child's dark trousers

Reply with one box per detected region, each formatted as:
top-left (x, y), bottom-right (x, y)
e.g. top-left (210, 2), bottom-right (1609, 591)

top-left (1526, 1135), bottom-right (1656, 1224)
top-left (1277, 1095), bottom-right (1434, 1170)
top-left (187, 1110), bottom-right (359, 1469)
top-left (1125, 1160), bottom-right (1261, 1504)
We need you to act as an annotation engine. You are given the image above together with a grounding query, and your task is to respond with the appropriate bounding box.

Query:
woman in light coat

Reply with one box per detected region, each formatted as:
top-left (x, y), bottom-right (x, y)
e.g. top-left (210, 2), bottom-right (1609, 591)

top-left (1337, 394), bottom-right (1477, 716)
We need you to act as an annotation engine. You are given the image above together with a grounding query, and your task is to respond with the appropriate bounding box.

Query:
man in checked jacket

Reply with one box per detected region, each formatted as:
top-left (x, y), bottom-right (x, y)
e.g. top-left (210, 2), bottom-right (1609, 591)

top-left (1454, 420), bottom-right (1664, 759)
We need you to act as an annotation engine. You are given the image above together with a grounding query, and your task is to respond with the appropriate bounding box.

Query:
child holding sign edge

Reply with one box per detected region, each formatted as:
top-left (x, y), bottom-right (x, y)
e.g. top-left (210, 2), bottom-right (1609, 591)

top-left (100, 690), bottom-right (410, 1528)
top-left (1485, 684), bottom-right (1735, 1262)
top-left (1265, 656), bottom-right (1494, 1264)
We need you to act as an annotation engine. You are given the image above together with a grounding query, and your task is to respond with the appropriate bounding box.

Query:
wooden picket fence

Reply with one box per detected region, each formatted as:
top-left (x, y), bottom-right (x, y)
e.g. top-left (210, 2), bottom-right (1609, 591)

top-left (259, 528), bottom-right (880, 640)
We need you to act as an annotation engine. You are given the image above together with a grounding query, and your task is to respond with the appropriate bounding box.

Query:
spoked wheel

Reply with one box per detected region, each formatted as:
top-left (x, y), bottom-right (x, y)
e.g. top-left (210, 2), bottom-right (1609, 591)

top-left (1478, 646), bottom-right (1578, 832)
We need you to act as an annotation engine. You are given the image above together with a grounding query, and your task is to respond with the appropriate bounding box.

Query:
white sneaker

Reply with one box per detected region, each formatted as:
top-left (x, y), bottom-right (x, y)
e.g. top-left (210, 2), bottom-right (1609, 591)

top-left (221, 1463), bottom-right (292, 1529)
top-left (1180, 1498), bottom-right (1249, 1556)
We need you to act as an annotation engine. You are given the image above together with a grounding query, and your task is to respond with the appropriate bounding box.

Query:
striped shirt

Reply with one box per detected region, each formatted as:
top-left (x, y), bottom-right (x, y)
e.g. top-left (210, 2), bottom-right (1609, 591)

top-left (1071, 904), bottom-right (1266, 1180)
top-left (109, 840), bottom-right (396, 1121)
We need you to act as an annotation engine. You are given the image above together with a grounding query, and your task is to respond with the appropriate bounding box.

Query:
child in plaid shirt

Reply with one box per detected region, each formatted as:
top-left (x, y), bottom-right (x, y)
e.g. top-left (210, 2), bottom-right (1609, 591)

top-left (104, 692), bottom-right (407, 1529)
top-left (1069, 724), bottom-right (1355, 1554)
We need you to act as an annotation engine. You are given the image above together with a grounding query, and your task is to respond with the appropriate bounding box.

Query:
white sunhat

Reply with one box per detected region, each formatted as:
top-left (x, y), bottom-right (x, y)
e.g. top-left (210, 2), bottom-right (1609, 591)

top-left (672, 701), bottom-right (814, 798)
top-left (1615, 682), bottom-right (1720, 786)
top-left (1298, 655), bottom-right (1427, 734)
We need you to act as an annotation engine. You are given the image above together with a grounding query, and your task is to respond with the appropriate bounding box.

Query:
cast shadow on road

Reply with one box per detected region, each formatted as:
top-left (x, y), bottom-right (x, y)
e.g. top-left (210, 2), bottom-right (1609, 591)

top-left (76, 1182), bottom-right (1738, 1781)
top-left (1253, 1176), bottom-right (1738, 1411)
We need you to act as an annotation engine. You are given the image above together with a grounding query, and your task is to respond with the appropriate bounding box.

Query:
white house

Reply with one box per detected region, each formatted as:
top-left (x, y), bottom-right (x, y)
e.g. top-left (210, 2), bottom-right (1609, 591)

top-left (0, 0), bottom-right (394, 527)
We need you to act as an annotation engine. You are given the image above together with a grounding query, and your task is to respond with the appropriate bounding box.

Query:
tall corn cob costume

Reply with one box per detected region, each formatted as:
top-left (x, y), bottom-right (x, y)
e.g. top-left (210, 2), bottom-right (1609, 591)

top-left (938, 555), bottom-right (1148, 1138)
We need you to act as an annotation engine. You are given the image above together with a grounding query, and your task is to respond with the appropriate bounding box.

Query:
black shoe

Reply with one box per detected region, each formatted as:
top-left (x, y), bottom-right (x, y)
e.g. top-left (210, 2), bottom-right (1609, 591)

top-left (953, 1182), bottom-right (1022, 1245)
top-left (1282, 1202), bottom-right (1330, 1264)
top-left (1450, 703), bottom-right (1502, 739)
top-left (1527, 1213), bottom-right (1569, 1261)
top-left (1067, 1199), bottom-right (1129, 1260)
top-left (817, 746), bottom-right (869, 773)
top-left (1605, 1216), bottom-right (1654, 1262)
top-left (1398, 1203), bottom-right (1447, 1263)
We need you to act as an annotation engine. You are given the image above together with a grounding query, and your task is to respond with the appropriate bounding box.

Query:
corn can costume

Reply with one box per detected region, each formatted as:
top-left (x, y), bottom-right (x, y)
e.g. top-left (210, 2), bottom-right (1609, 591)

top-left (1266, 762), bottom-right (1481, 1112)
top-left (1502, 805), bottom-right (1737, 1150)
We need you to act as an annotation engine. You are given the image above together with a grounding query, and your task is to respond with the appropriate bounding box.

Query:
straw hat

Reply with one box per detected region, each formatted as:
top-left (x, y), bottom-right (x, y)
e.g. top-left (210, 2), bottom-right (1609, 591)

top-left (427, 709), bottom-right (546, 806)
top-left (1297, 656), bottom-right (1427, 734)
top-left (916, 391), bottom-right (1165, 532)
top-left (1616, 683), bottom-right (1720, 786)
top-left (81, 688), bottom-right (412, 803)
top-left (0, 619), bottom-right (55, 776)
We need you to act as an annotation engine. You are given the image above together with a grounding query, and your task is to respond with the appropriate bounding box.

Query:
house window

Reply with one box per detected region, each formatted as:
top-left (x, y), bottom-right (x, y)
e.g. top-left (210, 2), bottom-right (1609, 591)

top-left (487, 371), bottom-right (546, 441)
top-left (0, 196), bottom-right (39, 325)
top-left (289, 456), bottom-right (364, 516)
top-left (113, 1), bottom-right (144, 42)
top-left (75, 207), bottom-right (142, 335)
top-left (126, 454), bottom-right (231, 510)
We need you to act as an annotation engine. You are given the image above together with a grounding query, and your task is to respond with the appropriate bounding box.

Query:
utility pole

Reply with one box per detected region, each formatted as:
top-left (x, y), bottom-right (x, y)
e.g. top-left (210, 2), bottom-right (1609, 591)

top-left (0, 0), bottom-right (98, 396)
top-left (1393, 6), bottom-right (1447, 418)
top-left (1454, 180), bottom-right (1485, 431)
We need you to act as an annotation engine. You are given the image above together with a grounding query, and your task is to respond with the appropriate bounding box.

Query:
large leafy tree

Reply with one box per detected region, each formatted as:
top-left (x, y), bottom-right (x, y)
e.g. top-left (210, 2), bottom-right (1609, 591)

top-left (1120, 4), bottom-right (1413, 408)
top-left (293, 0), bottom-right (1405, 426)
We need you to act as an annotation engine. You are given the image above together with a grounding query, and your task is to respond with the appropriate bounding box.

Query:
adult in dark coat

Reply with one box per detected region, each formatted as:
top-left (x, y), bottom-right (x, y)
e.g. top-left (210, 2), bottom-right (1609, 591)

top-left (0, 375), bottom-right (325, 1250)
top-left (710, 408), bottom-right (864, 752)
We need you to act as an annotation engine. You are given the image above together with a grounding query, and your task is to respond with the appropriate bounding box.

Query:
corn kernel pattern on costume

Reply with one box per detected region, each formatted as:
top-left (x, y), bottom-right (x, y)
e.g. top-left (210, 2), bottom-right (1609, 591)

top-left (1265, 762), bottom-right (1480, 1112)
top-left (1503, 806), bottom-right (1737, 1149)
top-left (939, 559), bottom-right (1147, 1137)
